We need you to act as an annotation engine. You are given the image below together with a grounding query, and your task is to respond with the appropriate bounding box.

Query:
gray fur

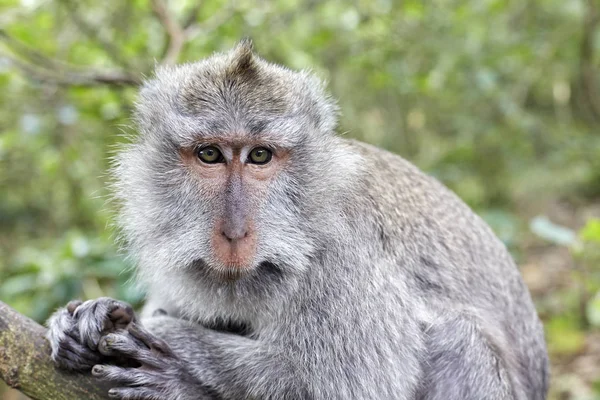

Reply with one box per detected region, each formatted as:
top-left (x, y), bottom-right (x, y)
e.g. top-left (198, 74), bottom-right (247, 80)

top-left (46, 40), bottom-right (549, 399)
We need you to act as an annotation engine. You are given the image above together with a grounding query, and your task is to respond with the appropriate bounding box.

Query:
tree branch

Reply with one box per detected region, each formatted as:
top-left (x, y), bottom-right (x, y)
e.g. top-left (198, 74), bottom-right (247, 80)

top-left (59, 0), bottom-right (133, 69)
top-left (0, 29), bottom-right (61, 70)
top-left (184, 3), bottom-right (236, 43)
top-left (1, 53), bottom-right (141, 87)
top-left (578, 0), bottom-right (600, 121)
top-left (151, 0), bottom-right (236, 65)
top-left (0, 30), bottom-right (141, 87)
top-left (0, 301), bottom-right (112, 400)
top-left (182, 3), bottom-right (203, 30)
top-left (151, 0), bottom-right (186, 65)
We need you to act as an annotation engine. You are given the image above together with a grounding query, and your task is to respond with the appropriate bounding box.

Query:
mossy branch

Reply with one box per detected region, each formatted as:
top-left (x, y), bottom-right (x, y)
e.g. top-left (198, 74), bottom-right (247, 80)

top-left (0, 301), bottom-right (111, 400)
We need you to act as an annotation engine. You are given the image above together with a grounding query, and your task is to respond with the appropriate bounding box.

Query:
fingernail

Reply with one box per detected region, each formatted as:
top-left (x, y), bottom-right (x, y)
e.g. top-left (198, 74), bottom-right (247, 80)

top-left (92, 365), bottom-right (103, 374)
top-left (103, 334), bottom-right (115, 345)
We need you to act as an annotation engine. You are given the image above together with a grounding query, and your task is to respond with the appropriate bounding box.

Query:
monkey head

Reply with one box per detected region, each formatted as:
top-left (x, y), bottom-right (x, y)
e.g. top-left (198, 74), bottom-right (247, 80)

top-left (113, 40), bottom-right (362, 310)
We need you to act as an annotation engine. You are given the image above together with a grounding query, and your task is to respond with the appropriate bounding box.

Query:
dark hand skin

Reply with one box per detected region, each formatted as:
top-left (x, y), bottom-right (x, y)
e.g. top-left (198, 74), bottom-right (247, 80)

top-left (48, 298), bottom-right (215, 400)
top-left (47, 298), bottom-right (137, 371)
top-left (93, 324), bottom-right (195, 399)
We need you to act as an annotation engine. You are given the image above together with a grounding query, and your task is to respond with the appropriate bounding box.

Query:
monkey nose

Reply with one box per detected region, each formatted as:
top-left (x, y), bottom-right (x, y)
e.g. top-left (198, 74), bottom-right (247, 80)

top-left (212, 218), bottom-right (256, 267)
top-left (221, 225), bottom-right (249, 242)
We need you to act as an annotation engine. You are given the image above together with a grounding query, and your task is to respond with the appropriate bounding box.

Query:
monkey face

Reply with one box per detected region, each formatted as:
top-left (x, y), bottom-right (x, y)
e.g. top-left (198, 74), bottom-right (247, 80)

top-left (177, 139), bottom-right (291, 274)
top-left (113, 41), bottom-right (362, 301)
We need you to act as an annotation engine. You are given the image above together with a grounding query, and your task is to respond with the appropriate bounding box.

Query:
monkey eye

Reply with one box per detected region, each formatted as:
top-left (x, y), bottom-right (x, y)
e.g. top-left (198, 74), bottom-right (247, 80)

top-left (247, 147), bottom-right (272, 165)
top-left (197, 146), bottom-right (225, 164)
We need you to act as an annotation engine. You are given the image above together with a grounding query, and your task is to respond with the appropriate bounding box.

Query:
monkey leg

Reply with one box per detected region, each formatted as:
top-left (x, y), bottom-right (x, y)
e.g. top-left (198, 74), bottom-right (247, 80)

top-left (417, 314), bottom-right (524, 400)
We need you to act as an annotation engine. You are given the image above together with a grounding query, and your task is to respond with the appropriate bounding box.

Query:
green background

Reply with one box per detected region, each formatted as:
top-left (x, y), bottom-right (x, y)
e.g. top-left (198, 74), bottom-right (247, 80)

top-left (1, 0), bottom-right (599, 398)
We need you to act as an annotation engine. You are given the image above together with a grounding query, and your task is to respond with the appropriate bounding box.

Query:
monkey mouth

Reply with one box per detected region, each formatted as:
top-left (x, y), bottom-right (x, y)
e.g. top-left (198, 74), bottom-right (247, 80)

top-left (217, 265), bottom-right (254, 281)
top-left (191, 258), bottom-right (252, 281)
top-left (190, 258), bottom-right (281, 282)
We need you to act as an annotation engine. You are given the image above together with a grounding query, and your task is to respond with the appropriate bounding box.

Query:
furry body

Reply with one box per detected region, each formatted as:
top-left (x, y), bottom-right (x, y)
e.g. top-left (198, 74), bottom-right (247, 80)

top-left (47, 41), bottom-right (549, 400)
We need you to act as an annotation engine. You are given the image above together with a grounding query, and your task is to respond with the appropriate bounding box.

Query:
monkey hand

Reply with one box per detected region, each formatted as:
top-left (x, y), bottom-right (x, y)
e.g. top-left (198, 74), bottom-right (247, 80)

top-left (46, 297), bottom-right (137, 371)
top-left (91, 326), bottom-right (212, 400)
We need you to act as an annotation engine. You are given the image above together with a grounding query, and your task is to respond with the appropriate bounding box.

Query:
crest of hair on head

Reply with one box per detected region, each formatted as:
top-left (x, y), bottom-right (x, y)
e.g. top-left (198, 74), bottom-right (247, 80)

top-left (227, 38), bottom-right (257, 77)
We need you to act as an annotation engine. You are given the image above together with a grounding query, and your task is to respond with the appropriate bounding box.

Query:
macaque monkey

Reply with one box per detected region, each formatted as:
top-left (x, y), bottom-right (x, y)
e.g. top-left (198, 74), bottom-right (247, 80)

top-left (47, 39), bottom-right (549, 400)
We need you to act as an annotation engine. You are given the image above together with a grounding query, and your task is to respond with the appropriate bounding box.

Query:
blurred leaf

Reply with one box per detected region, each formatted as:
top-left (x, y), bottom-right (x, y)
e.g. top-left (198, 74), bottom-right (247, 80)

top-left (0, 273), bottom-right (38, 297)
top-left (581, 219), bottom-right (600, 243)
top-left (545, 316), bottom-right (586, 356)
top-left (530, 216), bottom-right (578, 247)
top-left (586, 290), bottom-right (600, 328)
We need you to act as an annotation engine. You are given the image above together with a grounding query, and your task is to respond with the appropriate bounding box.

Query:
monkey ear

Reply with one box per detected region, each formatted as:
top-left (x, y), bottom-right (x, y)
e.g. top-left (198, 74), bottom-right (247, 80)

top-left (229, 37), bottom-right (256, 75)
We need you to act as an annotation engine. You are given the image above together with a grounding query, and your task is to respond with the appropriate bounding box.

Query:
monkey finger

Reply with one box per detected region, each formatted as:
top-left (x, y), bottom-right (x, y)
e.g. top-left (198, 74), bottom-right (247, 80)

top-left (108, 303), bottom-right (136, 329)
top-left (74, 299), bottom-right (110, 349)
top-left (55, 345), bottom-right (99, 371)
top-left (46, 308), bottom-right (76, 345)
top-left (107, 386), bottom-right (162, 400)
top-left (73, 298), bottom-right (135, 348)
top-left (127, 324), bottom-right (174, 356)
top-left (98, 332), bottom-right (165, 369)
top-left (60, 336), bottom-right (104, 363)
top-left (66, 300), bottom-right (83, 314)
top-left (65, 325), bottom-right (81, 341)
top-left (92, 365), bottom-right (160, 387)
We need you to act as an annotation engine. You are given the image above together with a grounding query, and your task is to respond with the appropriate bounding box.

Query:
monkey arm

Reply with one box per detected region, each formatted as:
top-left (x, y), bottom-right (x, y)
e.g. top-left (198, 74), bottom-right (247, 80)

top-left (133, 314), bottom-right (526, 400)
top-left (92, 314), bottom-right (308, 400)
top-left (146, 315), bottom-right (308, 399)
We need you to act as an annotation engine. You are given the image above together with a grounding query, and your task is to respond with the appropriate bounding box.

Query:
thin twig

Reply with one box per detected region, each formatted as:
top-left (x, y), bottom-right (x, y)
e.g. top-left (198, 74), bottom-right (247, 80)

top-left (0, 29), bottom-right (61, 69)
top-left (185, 3), bottom-right (237, 41)
top-left (151, 0), bottom-right (186, 65)
top-left (182, 3), bottom-right (202, 29)
top-left (59, 0), bottom-right (132, 69)
top-left (0, 29), bottom-right (141, 87)
top-left (1, 53), bottom-right (141, 87)
top-left (152, 0), bottom-right (236, 65)
top-left (578, 0), bottom-right (600, 121)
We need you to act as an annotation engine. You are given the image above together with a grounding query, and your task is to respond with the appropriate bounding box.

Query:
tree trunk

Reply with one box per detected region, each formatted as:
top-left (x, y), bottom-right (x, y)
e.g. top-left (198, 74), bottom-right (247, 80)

top-left (0, 301), bottom-right (111, 400)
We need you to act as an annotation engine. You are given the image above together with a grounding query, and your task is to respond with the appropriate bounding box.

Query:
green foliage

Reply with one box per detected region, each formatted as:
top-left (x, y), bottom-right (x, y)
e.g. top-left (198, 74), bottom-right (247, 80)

top-left (545, 314), bottom-right (587, 356)
top-left (581, 219), bottom-right (600, 243)
top-left (0, 1), bottom-right (599, 399)
top-left (579, 219), bottom-right (600, 328)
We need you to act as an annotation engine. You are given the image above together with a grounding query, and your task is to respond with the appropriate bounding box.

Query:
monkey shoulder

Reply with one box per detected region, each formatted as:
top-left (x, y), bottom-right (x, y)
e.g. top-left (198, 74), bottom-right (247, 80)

top-left (342, 139), bottom-right (529, 307)
top-left (343, 138), bottom-right (499, 249)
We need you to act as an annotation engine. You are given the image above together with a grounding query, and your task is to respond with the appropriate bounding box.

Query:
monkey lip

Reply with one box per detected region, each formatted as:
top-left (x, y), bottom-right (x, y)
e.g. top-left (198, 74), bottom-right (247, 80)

top-left (218, 260), bottom-right (282, 282)
top-left (212, 259), bottom-right (262, 282)
top-left (221, 260), bottom-right (254, 270)
top-left (211, 231), bottom-right (257, 269)
top-left (217, 265), bottom-right (253, 281)
top-left (214, 246), bottom-right (255, 270)
top-left (192, 258), bottom-right (279, 282)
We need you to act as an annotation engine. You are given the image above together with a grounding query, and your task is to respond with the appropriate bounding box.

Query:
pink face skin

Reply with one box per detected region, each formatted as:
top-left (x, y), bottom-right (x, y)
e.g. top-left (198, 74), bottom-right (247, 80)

top-left (180, 137), bottom-right (289, 273)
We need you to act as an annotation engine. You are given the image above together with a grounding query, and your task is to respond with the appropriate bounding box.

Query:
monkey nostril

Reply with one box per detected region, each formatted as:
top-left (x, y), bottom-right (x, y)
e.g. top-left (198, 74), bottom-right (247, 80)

top-left (222, 229), bottom-right (248, 242)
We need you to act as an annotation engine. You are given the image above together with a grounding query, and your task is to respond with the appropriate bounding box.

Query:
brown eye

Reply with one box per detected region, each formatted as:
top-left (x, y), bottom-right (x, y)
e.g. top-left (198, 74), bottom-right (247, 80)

top-left (197, 146), bottom-right (224, 164)
top-left (248, 147), bottom-right (272, 165)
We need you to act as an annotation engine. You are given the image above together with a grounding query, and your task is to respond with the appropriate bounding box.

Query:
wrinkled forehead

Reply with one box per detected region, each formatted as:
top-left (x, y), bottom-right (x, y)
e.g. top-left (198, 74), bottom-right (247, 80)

top-left (135, 43), bottom-right (335, 150)
top-left (171, 66), bottom-right (307, 147)
top-left (167, 113), bottom-right (309, 150)
top-left (137, 69), bottom-right (313, 148)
